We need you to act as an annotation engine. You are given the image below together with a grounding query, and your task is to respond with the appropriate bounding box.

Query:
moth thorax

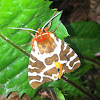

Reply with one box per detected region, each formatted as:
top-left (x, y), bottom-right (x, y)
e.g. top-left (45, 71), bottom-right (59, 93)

top-left (37, 36), bottom-right (57, 54)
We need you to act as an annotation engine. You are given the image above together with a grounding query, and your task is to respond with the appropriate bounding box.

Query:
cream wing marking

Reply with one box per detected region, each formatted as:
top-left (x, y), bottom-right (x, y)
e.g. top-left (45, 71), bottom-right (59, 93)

top-left (66, 53), bottom-right (78, 70)
top-left (67, 48), bottom-right (73, 56)
top-left (28, 62), bottom-right (58, 84)
top-left (63, 42), bottom-right (67, 51)
top-left (28, 65), bottom-right (38, 69)
top-left (29, 58), bottom-right (36, 63)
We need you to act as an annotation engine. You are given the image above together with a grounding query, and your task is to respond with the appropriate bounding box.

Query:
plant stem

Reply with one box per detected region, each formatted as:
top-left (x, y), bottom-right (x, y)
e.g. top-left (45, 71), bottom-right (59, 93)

top-left (61, 76), bottom-right (97, 100)
top-left (81, 56), bottom-right (100, 66)
top-left (0, 34), bottom-right (30, 57)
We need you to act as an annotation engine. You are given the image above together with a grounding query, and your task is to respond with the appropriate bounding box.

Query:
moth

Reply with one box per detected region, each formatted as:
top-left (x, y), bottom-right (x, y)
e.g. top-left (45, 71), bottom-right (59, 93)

top-left (10, 11), bottom-right (81, 89)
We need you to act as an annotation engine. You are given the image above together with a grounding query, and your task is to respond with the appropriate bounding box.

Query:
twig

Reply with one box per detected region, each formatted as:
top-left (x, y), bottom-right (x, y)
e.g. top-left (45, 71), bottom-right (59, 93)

top-left (61, 76), bottom-right (98, 100)
top-left (81, 56), bottom-right (100, 66)
top-left (0, 34), bottom-right (30, 57)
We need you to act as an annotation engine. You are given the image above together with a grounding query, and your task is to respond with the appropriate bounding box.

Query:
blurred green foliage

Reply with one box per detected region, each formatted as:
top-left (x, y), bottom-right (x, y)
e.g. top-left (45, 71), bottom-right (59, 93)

top-left (0, 0), bottom-right (100, 100)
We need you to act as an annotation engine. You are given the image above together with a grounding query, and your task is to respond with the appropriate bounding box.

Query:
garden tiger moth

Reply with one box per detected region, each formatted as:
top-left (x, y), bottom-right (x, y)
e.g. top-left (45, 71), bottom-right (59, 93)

top-left (10, 11), bottom-right (81, 89)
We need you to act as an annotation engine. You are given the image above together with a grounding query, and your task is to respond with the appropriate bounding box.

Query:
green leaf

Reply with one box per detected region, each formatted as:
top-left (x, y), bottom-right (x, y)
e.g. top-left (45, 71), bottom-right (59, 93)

top-left (36, 88), bottom-right (65, 100)
top-left (65, 21), bottom-right (100, 60)
top-left (0, 0), bottom-right (68, 98)
top-left (47, 79), bottom-right (85, 98)
top-left (63, 21), bottom-right (100, 99)
top-left (45, 21), bottom-right (100, 99)
top-left (52, 88), bottom-right (65, 100)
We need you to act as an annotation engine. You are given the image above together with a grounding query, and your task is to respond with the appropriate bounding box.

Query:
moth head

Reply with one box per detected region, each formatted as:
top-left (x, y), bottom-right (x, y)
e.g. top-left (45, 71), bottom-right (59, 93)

top-left (34, 28), bottom-right (50, 42)
top-left (33, 28), bottom-right (57, 54)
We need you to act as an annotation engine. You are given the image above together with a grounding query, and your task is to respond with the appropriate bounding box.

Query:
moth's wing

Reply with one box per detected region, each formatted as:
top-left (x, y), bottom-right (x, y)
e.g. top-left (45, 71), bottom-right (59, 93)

top-left (28, 54), bottom-right (45, 89)
top-left (28, 48), bottom-right (58, 89)
top-left (60, 41), bottom-right (81, 73)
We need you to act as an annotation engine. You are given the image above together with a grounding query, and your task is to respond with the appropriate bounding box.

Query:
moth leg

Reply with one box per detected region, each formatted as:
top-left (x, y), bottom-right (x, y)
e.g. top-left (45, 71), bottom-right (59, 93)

top-left (54, 61), bottom-right (63, 79)
top-left (21, 30), bottom-right (35, 37)
top-left (19, 42), bottom-right (31, 47)
top-left (48, 9), bottom-right (58, 29)
top-left (31, 38), bottom-right (34, 47)
top-left (19, 40), bottom-right (34, 47)
top-left (19, 30), bottom-right (35, 47)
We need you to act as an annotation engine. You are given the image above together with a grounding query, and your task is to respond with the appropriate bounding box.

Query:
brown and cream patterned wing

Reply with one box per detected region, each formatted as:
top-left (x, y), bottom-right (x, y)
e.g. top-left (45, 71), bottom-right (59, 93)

top-left (60, 41), bottom-right (81, 73)
top-left (28, 48), bottom-right (58, 89)
top-left (28, 53), bottom-right (46, 89)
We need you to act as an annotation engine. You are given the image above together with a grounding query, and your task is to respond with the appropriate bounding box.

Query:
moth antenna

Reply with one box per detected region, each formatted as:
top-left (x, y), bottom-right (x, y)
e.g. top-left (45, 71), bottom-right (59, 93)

top-left (9, 27), bottom-right (39, 33)
top-left (48, 9), bottom-right (58, 29)
top-left (41, 11), bottom-right (62, 31)
top-left (21, 30), bottom-right (35, 37)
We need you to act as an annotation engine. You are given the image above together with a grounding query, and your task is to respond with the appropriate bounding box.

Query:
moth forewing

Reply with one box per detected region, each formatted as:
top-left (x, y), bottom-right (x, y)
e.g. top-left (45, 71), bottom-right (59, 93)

top-left (59, 41), bottom-right (81, 73)
top-left (49, 32), bottom-right (81, 73)
top-left (28, 33), bottom-right (58, 89)
top-left (28, 31), bottom-right (81, 89)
